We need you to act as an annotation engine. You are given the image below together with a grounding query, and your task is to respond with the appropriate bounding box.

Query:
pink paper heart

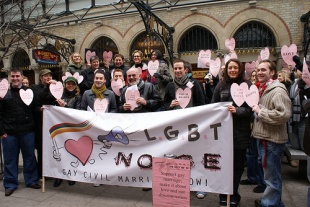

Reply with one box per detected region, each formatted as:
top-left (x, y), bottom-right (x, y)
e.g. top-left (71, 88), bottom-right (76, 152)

top-left (147, 60), bottom-right (159, 76)
top-left (260, 47), bottom-right (270, 60)
top-left (198, 50), bottom-right (211, 67)
top-left (224, 52), bottom-right (238, 64)
top-left (302, 58), bottom-right (310, 87)
top-left (86, 50), bottom-right (96, 64)
top-left (209, 58), bottom-right (221, 77)
top-left (230, 82), bottom-right (248, 107)
top-left (73, 72), bottom-right (84, 84)
top-left (94, 98), bottom-right (108, 113)
top-left (243, 85), bottom-right (259, 107)
top-left (225, 38), bottom-right (235, 51)
top-left (103, 51), bottom-right (113, 63)
top-left (0, 78), bottom-right (9, 98)
top-left (281, 44), bottom-right (297, 66)
top-left (125, 89), bottom-right (140, 111)
top-left (176, 88), bottom-right (192, 109)
top-left (245, 62), bottom-right (256, 76)
top-left (19, 89), bottom-right (34, 106)
top-left (111, 79), bottom-right (123, 96)
top-left (50, 81), bottom-right (64, 99)
top-left (65, 136), bottom-right (93, 166)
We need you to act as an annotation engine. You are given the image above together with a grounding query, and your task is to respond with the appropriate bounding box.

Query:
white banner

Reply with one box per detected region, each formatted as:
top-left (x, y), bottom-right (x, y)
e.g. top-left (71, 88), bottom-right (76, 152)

top-left (42, 102), bottom-right (233, 194)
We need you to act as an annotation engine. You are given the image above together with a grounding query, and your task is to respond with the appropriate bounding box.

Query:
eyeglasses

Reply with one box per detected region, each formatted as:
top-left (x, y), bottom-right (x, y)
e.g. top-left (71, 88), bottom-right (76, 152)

top-left (133, 56), bottom-right (140, 58)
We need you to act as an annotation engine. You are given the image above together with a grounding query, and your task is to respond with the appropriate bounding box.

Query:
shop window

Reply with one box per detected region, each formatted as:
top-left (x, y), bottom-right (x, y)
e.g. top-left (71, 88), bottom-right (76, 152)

top-left (178, 26), bottom-right (218, 52)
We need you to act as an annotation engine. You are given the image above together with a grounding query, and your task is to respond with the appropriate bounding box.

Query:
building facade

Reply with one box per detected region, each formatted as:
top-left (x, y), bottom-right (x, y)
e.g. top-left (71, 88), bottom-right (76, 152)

top-left (1, 0), bottom-right (309, 84)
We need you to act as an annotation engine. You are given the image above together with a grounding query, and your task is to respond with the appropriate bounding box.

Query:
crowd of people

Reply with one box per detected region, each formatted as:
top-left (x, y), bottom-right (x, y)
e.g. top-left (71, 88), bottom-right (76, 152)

top-left (0, 49), bottom-right (310, 207)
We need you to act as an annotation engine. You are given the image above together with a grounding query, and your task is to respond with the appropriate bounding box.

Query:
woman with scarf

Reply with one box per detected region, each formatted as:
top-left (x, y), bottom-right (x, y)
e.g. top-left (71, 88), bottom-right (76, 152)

top-left (211, 58), bottom-right (253, 207)
top-left (53, 75), bottom-right (82, 187)
top-left (131, 50), bottom-right (149, 82)
top-left (66, 52), bottom-right (84, 74)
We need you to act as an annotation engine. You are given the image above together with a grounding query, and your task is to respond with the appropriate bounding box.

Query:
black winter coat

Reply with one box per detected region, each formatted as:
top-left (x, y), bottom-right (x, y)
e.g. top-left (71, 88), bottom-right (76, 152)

top-left (0, 85), bottom-right (36, 136)
top-left (211, 80), bottom-right (253, 149)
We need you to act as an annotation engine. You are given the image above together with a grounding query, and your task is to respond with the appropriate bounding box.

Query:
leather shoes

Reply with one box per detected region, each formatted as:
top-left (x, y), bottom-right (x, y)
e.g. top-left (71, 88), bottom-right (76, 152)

top-left (240, 179), bottom-right (258, 185)
top-left (68, 181), bottom-right (76, 186)
top-left (53, 179), bottom-right (63, 187)
top-left (29, 183), bottom-right (41, 189)
top-left (5, 189), bottom-right (14, 196)
top-left (253, 185), bottom-right (266, 193)
top-left (255, 199), bottom-right (262, 207)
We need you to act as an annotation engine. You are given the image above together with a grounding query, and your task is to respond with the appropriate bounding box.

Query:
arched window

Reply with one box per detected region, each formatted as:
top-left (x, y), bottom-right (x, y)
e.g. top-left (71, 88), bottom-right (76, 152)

top-left (130, 31), bottom-right (165, 60)
top-left (178, 26), bottom-right (218, 52)
top-left (233, 21), bottom-right (276, 48)
top-left (90, 36), bottom-right (119, 64)
top-left (12, 49), bottom-right (30, 70)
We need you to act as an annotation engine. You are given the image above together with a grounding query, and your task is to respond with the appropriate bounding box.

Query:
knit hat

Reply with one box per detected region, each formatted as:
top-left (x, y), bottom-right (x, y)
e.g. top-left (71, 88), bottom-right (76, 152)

top-left (64, 76), bottom-right (78, 85)
top-left (39, 69), bottom-right (52, 77)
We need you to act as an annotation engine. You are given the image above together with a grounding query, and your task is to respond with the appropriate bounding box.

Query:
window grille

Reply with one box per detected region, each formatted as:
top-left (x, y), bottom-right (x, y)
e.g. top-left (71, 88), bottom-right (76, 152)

top-left (178, 26), bottom-right (218, 52)
top-left (91, 36), bottom-right (119, 59)
top-left (12, 49), bottom-right (30, 69)
top-left (234, 21), bottom-right (276, 49)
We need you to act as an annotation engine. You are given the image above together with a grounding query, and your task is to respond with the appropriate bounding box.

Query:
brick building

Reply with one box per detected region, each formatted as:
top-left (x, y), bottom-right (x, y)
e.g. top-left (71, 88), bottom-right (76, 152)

top-left (1, 0), bottom-right (309, 84)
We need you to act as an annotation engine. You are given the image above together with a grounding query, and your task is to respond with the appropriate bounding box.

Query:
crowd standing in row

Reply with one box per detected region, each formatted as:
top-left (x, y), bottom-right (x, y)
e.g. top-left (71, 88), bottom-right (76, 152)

top-left (1, 50), bottom-right (310, 207)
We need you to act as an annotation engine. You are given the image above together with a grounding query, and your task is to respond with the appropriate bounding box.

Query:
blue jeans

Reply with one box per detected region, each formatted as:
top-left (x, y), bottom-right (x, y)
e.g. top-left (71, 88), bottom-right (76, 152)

top-left (2, 132), bottom-right (38, 190)
top-left (307, 156), bottom-right (310, 207)
top-left (246, 138), bottom-right (260, 184)
top-left (257, 139), bottom-right (284, 207)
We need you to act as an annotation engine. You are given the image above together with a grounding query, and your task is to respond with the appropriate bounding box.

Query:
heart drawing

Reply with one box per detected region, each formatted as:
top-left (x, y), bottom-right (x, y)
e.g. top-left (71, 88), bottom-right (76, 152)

top-left (65, 136), bottom-right (93, 166)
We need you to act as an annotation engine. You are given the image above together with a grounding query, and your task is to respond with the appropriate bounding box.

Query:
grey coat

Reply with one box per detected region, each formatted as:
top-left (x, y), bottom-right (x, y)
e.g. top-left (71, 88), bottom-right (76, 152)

top-left (80, 89), bottom-right (117, 113)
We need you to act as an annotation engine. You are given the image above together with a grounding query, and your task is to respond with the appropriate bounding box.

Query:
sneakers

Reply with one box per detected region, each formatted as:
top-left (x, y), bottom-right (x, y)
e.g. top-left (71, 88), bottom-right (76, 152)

top-left (253, 185), bottom-right (266, 193)
top-left (196, 191), bottom-right (207, 199)
top-left (240, 179), bottom-right (258, 185)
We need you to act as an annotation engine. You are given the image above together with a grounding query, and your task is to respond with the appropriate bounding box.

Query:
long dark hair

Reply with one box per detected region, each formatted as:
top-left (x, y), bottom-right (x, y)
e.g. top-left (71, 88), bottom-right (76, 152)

top-left (223, 58), bottom-right (245, 84)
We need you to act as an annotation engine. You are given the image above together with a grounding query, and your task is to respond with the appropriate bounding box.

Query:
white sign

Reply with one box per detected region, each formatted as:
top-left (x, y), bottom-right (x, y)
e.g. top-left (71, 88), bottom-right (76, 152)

top-left (42, 103), bottom-right (233, 194)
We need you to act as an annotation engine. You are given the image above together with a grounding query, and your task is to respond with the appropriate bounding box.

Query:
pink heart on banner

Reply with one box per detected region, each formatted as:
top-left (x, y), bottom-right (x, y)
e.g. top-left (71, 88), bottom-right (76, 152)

top-left (50, 81), bottom-right (64, 100)
top-left (281, 44), bottom-right (297, 66)
top-left (198, 50), bottom-right (211, 67)
top-left (148, 60), bottom-right (159, 76)
top-left (103, 51), bottom-right (113, 63)
top-left (260, 47), bottom-right (270, 60)
top-left (94, 98), bottom-right (108, 113)
top-left (65, 136), bottom-right (93, 166)
top-left (224, 52), bottom-right (238, 64)
top-left (302, 58), bottom-right (310, 87)
top-left (85, 50), bottom-right (96, 64)
top-left (19, 89), bottom-right (34, 106)
top-left (243, 85), bottom-right (259, 107)
top-left (0, 78), bottom-right (9, 98)
top-left (245, 62), bottom-right (256, 76)
top-left (125, 89), bottom-right (140, 111)
top-left (230, 82), bottom-right (248, 107)
top-left (176, 88), bottom-right (192, 109)
top-left (209, 58), bottom-right (221, 77)
top-left (225, 38), bottom-right (235, 51)
top-left (111, 79), bottom-right (123, 96)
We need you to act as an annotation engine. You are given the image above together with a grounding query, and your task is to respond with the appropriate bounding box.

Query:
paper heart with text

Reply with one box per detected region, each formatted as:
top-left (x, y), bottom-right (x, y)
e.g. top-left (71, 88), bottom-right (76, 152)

top-left (125, 86), bottom-right (140, 111)
top-left (231, 82), bottom-right (248, 107)
top-left (224, 52), bottom-right (238, 64)
top-left (198, 50), bottom-right (211, 68)
top-left (209, 58), bottom-right (221, 77)
top-left (85, 50), bottom-right (96, 64)
top-left (50, 81), bottom-right (64, 100)
top-left (176, 88), bottom-right (192, 109)
top-left (148, 60), bottom-right (159, 76)
top-left (260, 47), bottom-right (270, 60)
top-left (103, 51), bottom-right (113, 63)
top-left (225, 38), bottom-right (235, 51)
top-left (94, 98), bottom-right (109, 113)
top-left (0, 78), bottom-right (9, 98)
top-left (281, 44), bottom-right (297, 66)
top-left (302, 58), bottom-right (310, 87)
top-left (19, 89), bottom-right (34, 106)
top-left (111, 79), bottom-right (123, 96)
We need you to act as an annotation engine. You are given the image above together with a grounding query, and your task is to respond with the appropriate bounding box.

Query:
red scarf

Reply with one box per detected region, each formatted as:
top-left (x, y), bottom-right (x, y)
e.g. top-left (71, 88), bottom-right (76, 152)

top-left (256, 79), bottom-right (274, 97)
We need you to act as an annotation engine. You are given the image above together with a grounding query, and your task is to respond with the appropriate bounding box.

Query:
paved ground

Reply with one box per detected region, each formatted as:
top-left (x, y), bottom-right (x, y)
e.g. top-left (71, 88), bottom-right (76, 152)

top-left (0, 160), bottom-right (308, 207)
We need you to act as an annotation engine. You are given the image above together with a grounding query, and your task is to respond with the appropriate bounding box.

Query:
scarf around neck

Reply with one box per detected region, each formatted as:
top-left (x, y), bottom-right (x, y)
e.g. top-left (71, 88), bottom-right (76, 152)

top-left (256, 79), bottom-right (274, 97)
top-left (91, 84), bottom-right (106, 99)
top-left (174, 75), bottom-right (190, 88)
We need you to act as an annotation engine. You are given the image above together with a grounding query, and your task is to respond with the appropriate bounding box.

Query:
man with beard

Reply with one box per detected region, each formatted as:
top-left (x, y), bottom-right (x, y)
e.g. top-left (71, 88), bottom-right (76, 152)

top-left (164, 59), bottom-right (205, 110)
top-left (119, 67), bottom-right (161, 113)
